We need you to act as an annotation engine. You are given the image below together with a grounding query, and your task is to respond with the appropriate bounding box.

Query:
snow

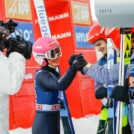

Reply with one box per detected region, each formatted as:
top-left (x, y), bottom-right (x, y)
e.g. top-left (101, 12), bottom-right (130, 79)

top-left (9, 115), bottom-right (99, 134)
top-left (72, 115), bottom-right (99, 134)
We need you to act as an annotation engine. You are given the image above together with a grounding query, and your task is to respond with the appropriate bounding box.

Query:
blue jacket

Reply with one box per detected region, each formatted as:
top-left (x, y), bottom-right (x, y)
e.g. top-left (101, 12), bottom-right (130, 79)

top-left (35, 66), bottom-right (76, 112)
top-left (95, 56), bottom-right (114, 118)
top-left (32, 65), bottom-right (76, 134)
top-left (94, 56), bottom-right (107, 90)
top-left (35, 69), bottom-right (60, 112)
top-left (83, 62), bottom-right (119, 85)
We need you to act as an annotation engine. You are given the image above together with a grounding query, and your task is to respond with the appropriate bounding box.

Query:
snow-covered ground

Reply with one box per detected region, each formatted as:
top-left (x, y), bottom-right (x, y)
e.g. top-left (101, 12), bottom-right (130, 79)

top-left (9, 115), bottom-right (99, 134)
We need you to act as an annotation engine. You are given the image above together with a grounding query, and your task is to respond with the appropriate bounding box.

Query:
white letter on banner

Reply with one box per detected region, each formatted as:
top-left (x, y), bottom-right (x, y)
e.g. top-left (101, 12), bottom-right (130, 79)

top-left (33, 0), bottom-right (51, 37)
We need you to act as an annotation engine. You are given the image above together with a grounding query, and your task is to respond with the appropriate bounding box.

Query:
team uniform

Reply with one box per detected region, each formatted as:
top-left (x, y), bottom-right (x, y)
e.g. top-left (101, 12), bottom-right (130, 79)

top-left (95, 56), bottom-right (114, 134)
top-left (32, 36), bottom-right (87, 134)
top-left (95, 56), bottom-right (109, 134)
top-left (83, 53), bottom-right (134, 134)
top-left (86, 23), bottom-right (114, 134)
top-left (32, 65), bottom-right (76, 134)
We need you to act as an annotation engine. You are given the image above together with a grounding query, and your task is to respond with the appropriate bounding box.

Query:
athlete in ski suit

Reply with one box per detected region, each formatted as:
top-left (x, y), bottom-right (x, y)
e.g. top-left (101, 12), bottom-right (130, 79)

top-left (0, 38), bottom-right (32, 134)
top-left (87, 23), bottom-right (114, 134)
top-left (88, 23), bottom-right (118, 134)
top-left (83, 28), bottom-right (132, 134)
top-left (32, 37), bottom-right (87, 134)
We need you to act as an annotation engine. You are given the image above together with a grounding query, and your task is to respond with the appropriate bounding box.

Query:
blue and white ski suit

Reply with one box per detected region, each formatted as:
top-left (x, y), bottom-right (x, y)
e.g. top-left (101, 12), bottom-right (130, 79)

top-left (32, 66), bottom-right (76, 134)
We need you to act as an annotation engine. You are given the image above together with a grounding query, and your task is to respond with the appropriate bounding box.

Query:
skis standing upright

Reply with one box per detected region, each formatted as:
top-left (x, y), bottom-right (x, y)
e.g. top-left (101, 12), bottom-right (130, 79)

top-left (128, 32), bottom-right (134, 133)
top-left (33, 0), bottom-right (75, 133)
top-left (60, 91), bottom-right (75, 134)
top-left (116, 28), bottom-right (131, 134)
top-left (107, 36), bottom-right (117, 133)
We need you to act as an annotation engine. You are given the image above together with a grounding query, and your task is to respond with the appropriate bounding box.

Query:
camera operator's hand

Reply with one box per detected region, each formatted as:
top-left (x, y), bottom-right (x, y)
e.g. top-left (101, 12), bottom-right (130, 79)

top-left (14, 41), bottom-right (32, 59)
top-left (25, 41), bottom-right (32, 59)
top-left (70, 54), bottom-right (87, 72)
top-left (6, 37), bottom-right (32, 60)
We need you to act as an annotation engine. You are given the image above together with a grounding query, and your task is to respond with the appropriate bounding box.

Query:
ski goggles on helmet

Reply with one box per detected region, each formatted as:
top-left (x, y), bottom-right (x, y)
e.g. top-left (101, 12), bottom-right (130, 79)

top-left (45, 46), bottom-right (62, 60)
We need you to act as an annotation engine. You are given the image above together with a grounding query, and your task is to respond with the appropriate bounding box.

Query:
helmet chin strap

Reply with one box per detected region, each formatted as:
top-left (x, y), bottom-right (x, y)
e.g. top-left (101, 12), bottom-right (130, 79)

top-left (104, 53), bottom-right (107, 58)
top-left (48, 64), bottom-right (57, 69)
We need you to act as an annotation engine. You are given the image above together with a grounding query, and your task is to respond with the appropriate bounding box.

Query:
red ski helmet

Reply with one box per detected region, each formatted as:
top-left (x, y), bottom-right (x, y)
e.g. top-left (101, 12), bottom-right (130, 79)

top-left (87, 23), bottom-right (106, 44)
top-left (105, 28), bottom-right (121, 49)
top-left (32, 37), bottom-right (62, 66)
top-left (131, 27), bottom-right (134, 43)
top-left (132, 27), bottom-right (134, 33)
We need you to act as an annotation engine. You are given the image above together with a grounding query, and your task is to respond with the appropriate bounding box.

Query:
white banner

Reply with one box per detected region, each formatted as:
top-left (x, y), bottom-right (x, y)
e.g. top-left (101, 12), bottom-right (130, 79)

top-left (33, 0), bottom-right (51, 37)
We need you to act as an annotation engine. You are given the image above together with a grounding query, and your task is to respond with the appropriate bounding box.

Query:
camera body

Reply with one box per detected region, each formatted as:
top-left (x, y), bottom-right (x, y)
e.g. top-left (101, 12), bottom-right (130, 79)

top-left (0, 20), bottom-right (32, 59)
top-left (94, 0), bottom-right (134, 27)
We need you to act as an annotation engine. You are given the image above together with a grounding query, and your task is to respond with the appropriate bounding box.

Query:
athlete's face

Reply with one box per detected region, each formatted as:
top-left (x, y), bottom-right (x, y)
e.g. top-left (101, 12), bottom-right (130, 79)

top-left (47, 57), bottom-right (60, 67)
top-left (94, 39), bottom-right (107, 55)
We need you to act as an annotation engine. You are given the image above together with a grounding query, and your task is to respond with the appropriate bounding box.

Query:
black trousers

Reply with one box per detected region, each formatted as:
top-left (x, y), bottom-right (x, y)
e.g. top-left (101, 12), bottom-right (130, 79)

top-left (32, 112), bottom-right (60, 134)
top-left (96, 120), bottom-right (107, 134)
top-left (122, 123), bottom-right (132, 134)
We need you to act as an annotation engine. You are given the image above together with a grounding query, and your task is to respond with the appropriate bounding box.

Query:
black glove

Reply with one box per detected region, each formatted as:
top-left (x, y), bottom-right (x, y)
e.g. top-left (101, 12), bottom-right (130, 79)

top-left (6, 36), bottom-right (32, 60)
top-left (22, 41), bottom-right (32, 59)
top-left (110, 85), bottom-right (129, 103)
top-left (14, 41), bottom-right (32, 59)
top-left (95, 86), bottom-right (107, 99)
top-left (68, 54), bottom-right (77, 65)
top-left (70, 54), bottom-right (87, 72)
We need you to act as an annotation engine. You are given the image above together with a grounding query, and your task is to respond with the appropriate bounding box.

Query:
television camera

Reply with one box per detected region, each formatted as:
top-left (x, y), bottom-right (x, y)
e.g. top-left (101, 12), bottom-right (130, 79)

top-left (0, 19), bottom-right (32, 59)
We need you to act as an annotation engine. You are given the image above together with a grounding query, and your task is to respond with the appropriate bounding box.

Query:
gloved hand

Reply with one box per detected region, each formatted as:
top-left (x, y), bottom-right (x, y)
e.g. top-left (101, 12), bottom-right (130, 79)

top-left (6, 36), bottom-right (32, 60)
top-left (70, 54), bottom-right (87, 72)
top-left (110, 85), bottom-right (129, 103)
top-left (14, 41), bottom-right (32, 59)
top-left (95, 86), bottom-right (107, 99)
top-left (68, 54), bottom-right (77, 65)
top-left (22, 41), bottom-right (32, 59)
